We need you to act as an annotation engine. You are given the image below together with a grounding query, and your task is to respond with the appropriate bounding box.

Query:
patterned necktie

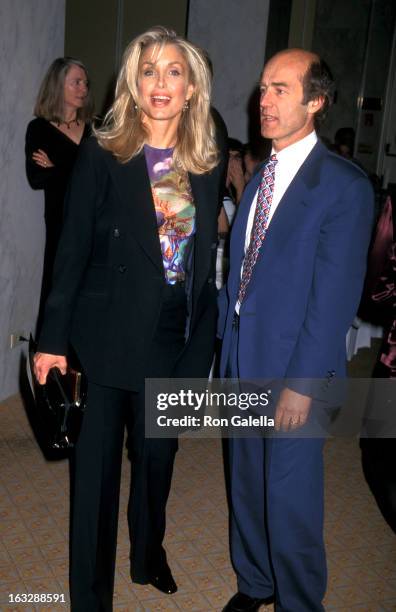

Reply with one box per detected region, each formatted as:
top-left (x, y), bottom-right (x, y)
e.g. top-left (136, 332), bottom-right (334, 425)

top-left (238, 154), bottom-right (278, 304)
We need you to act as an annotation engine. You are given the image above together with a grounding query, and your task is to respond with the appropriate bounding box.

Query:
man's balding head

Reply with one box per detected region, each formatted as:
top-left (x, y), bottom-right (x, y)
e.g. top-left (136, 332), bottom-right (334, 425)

top-left (259, 48), bottom-right (334, 150)
top-left (270, 48), bottom-right (319, 69)
top-left (266, 49), bottom-right (334, 127)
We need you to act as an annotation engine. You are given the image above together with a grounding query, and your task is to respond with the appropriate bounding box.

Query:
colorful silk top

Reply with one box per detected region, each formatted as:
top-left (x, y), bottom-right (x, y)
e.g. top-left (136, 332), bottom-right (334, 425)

top-left (144, 144), bottom-right (195, 284)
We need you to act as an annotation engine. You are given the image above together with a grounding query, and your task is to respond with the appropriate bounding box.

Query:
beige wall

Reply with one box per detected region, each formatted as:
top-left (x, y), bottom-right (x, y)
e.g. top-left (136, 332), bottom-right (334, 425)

top-left (0, 0), bottom-right (65, 400)
top-left (187, 0), bottom-right (270, 143)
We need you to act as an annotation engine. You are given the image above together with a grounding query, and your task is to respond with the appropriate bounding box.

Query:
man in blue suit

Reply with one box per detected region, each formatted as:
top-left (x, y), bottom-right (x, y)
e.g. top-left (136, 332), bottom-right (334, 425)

top-left (220, 49), bottom-right (374, 611)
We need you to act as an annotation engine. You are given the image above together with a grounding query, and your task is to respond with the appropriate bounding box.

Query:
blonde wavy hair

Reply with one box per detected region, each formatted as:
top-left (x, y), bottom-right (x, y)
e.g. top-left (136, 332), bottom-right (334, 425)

top-left (95, 26), bottom-right (218, 174)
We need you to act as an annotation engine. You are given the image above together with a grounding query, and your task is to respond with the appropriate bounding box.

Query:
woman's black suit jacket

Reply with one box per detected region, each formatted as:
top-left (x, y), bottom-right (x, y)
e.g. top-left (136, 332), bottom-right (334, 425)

top-left (38, 137), bottom-right (226, 391)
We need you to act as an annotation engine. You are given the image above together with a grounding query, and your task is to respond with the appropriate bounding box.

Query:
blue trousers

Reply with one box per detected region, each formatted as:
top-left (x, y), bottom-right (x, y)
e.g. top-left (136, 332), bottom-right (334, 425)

top-left (226, 317), bottom-right (327, 611)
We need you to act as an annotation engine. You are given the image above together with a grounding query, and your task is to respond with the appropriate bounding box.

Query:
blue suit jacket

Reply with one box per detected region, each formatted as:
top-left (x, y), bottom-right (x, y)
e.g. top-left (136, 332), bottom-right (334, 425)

top-left (218, 141), bottom-right (374, 394)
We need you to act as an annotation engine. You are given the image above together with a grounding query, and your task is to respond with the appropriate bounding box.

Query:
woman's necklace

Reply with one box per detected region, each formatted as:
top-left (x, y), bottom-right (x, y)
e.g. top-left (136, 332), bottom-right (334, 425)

top-left (58, 117), bottom-right (80, 129)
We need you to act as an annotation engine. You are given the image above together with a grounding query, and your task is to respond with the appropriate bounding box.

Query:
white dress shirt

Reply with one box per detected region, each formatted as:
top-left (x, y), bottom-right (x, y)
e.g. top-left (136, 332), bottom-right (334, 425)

top-left (236, 131), bottom-right (318, 313)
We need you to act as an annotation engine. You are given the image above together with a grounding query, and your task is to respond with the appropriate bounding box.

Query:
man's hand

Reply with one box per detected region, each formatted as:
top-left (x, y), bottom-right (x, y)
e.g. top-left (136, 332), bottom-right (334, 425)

top-left (274, 387), bottom-right (312, 431)
top-left (34, 352), bottom-right (67, 385)
top-left (227, 156), bottom-right (246, 203)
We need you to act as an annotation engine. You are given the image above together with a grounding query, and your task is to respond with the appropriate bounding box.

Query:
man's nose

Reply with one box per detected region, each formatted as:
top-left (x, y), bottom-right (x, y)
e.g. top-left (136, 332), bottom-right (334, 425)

top-left (260, 90), bottom-right (272, 107)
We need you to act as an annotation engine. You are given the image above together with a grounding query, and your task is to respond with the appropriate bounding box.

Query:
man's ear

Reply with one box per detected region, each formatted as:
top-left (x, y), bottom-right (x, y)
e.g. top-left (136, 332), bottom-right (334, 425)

top-left (307, 95), bottom-right (324, 115)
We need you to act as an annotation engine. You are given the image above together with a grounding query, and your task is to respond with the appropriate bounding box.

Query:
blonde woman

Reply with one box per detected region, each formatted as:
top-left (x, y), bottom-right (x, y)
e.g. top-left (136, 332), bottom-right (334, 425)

top-left (34, 27), bottom-right (226, 611)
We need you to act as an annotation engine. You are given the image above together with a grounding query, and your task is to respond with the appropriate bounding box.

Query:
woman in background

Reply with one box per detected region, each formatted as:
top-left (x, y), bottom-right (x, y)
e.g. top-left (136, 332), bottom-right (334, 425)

top-left (25, 57), bottom-right (94, 330)
top-left (34, 27), bottom-right (225, 611)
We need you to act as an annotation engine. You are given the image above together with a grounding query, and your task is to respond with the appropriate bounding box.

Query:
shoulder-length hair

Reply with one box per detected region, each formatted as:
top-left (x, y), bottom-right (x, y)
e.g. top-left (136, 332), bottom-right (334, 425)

top-left (34, 57), bottom-right (94, 123)
top-left (95, 26), bottom-right (219, 174)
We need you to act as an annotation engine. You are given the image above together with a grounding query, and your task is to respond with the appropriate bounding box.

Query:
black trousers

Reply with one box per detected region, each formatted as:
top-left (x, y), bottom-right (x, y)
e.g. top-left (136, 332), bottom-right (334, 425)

top-left (360, 361), bottom-right (396, 534)
top-left (69, 284), bottom-right (186, 611)
top-left (36, 217), bottom-right (62, 336)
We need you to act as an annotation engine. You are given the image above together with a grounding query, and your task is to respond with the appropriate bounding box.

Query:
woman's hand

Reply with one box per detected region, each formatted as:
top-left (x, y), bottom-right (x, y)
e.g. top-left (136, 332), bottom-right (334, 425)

top-left (34, 352), bottom-right (67, 385)
top-left (32, 149), bottom-right (54, 168)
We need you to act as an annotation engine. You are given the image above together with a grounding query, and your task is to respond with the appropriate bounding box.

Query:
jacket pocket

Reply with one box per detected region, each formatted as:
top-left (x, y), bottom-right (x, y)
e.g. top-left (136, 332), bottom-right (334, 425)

top-left (79, 265), bottom-right (108, 297)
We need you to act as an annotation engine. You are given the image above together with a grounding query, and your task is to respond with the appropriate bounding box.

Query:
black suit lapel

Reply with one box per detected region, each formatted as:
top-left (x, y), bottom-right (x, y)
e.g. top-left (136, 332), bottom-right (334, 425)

top-left (189, 171), bottom-right (217, 298)
top-left (104, 150), bottom-right (219, 294)
top-left (105, 152), bottom-right (163, 273)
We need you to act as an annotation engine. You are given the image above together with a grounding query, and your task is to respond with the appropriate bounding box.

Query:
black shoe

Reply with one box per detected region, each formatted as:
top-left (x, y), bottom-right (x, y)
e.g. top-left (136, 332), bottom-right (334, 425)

top-left (222, 591), bottom-right (272, 611)
top-left (149, 564), bottom-right (178, 594)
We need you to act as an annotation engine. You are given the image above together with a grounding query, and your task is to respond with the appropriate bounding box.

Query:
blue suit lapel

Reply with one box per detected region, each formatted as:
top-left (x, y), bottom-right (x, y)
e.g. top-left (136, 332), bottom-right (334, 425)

top-left (230, 140), bottom-right (326, 260)
top-left (227, 141), bottom-right (328, 303)
top-left (256, 141), bottom-right (327, 258)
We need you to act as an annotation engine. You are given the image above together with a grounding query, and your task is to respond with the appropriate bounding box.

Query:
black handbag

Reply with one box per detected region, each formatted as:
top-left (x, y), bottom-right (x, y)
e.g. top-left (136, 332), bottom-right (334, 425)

top-left (28, 336), bottom-right (87, 450)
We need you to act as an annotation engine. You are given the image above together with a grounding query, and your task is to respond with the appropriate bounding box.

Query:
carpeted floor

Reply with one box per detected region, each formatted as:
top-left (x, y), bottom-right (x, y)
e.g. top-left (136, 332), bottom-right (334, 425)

top-left (0, 341), bottom-right (395, 611)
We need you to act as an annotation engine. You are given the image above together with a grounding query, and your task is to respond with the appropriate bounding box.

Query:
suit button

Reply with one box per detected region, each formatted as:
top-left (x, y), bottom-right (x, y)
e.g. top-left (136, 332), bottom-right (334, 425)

top-left (113, 228), bottom-right (120, 238)
top-left (211, 242), bottom-right (217, 249)
top-left (207, 277), bottom-right (213, 284)
top-left (118, 264), bottom-right (127, 273)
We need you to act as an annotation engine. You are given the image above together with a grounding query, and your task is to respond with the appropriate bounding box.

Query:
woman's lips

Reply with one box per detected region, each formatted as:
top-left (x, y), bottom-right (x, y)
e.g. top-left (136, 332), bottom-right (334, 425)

top-left (151, 95), bottom-right (171, 107)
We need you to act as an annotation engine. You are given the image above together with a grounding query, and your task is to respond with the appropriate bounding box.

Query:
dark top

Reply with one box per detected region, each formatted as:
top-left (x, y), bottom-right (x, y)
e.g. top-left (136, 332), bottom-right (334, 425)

top-left (25, 118), bottom-right (91, 326)
top-left (37, 137), bottom-right (226, 390)
top-left (25, 117), bottom-right (91, 234)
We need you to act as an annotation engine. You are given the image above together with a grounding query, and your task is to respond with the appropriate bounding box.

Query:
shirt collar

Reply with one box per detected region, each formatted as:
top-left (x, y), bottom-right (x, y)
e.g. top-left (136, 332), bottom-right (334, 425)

top-left (271, 131), bottom-right (318, 163)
